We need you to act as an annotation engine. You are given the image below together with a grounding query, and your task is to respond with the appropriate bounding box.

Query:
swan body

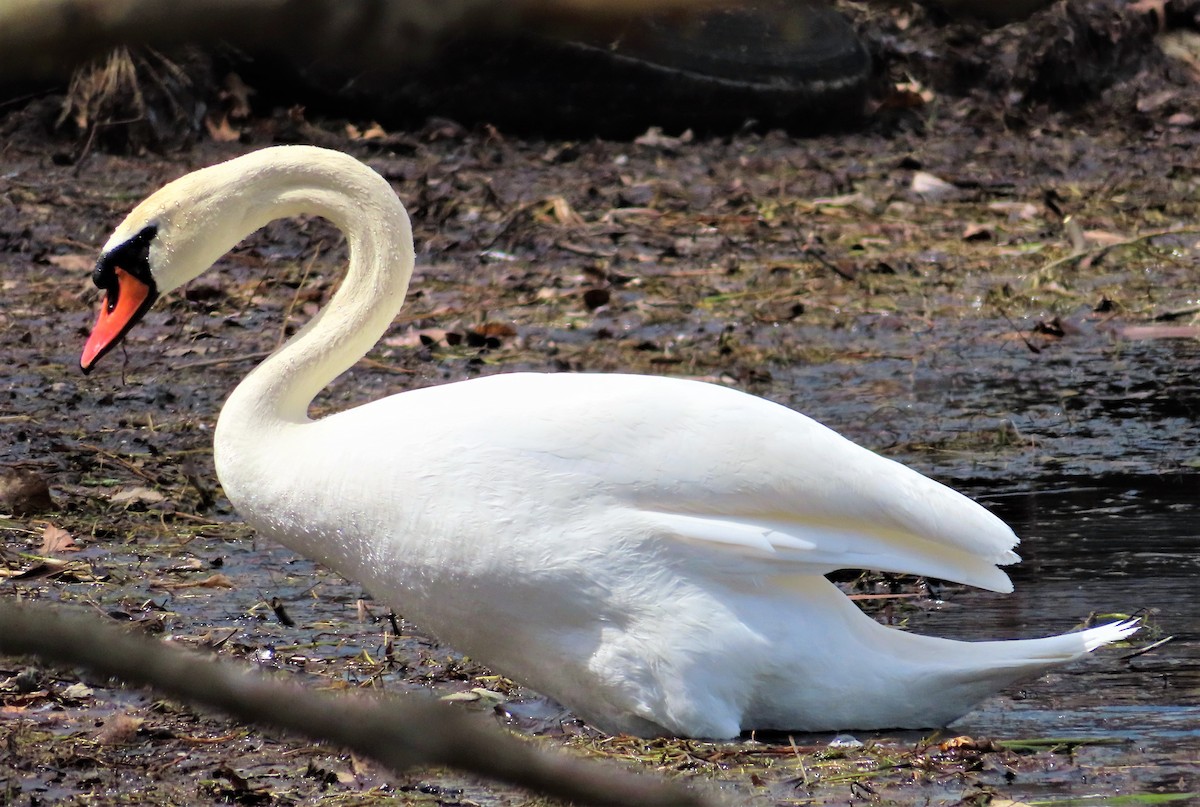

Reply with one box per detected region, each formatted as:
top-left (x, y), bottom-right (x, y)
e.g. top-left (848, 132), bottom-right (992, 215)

top-left (81, 146), bottom-right (1137, 739)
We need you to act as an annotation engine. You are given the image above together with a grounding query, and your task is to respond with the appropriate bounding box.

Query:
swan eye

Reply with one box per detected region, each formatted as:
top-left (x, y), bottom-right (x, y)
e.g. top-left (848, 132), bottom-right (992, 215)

top-left (92, 224), bottom-right (158, 293)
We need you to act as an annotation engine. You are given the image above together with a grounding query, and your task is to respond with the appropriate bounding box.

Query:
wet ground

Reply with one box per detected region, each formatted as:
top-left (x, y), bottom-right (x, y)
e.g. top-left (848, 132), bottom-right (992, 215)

top-left (3, 4), bottom-right (1200, 804)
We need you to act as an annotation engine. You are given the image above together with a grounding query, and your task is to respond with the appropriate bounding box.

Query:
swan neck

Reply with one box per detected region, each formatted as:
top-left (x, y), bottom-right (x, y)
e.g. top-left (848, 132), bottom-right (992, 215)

top-left (223, 158), bottom-right (415, 426)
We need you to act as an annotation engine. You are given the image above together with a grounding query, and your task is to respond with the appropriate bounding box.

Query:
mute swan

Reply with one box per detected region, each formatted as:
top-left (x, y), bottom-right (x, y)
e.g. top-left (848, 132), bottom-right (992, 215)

top-left (80, 146), bottom-right (1137, 739)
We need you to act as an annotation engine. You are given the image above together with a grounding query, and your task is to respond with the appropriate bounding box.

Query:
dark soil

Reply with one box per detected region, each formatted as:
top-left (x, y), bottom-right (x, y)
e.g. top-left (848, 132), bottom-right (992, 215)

top-left (2, 1), bottom-right (1199, 804)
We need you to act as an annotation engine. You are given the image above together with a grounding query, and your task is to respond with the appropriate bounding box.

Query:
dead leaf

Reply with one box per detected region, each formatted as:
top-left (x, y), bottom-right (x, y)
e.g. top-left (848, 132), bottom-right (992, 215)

top-left (203, 112), bottom-right (240, 142)
top-left (474, 322), bottom-right (517, 339)
top-left (1136, 88), bottom-right (1177, 113)
top-left (962, 223), bottom-right (992, 241)
top-left (111, 486), bottom-right (166, 506)
top-left (1130, 0), bottom-right (1169, 31)
top-left (350, 753), bottom-right (375, 776)
top-left (1, 691), bottom-right (50, 707)
top-left (220, 72), bottom-right (255, 119)
top-left (38, 524), bottom-right (79, 555)
top-left (889, 79), bottom-right (934, 107)
top-left (45, 254), bottom-right (94, 272)
top-left (151, 573), bottom-right (236, 590)
top-left (937, 735), bottom-right (999, 752)
top-left (809, 192), bottom-right (878, 215)
top-left (542, 196), bottom-right (584, 227)
top-left (1159, 30), bottom-right (1200, 82)
top-left (1119, 325), bottom-right (1200, 340)
top-left (60, 682), bottom-right (94, 700)
top-left (910, 171), bottom-right (957, 201)
top-left (634, 126), bottom-right (694, 149)
top-left (348, 122), bottom-right (387, 141)
top-left (4, 557), bottom-right (96, 582)
top-left (988, 200), bottom-right (1039, 221)
top-left (1083, 229), bottom-right (1128, 246)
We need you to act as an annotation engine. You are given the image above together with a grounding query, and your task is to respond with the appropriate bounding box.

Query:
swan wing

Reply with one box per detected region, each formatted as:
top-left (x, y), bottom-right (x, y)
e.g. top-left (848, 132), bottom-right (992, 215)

top-left (382, 372), bottom-right (1020, 592)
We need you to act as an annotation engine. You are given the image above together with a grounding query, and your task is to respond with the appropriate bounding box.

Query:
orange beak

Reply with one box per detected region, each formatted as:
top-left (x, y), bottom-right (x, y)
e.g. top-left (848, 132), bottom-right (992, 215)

top-left (80, 267), bottom-right (154, 373)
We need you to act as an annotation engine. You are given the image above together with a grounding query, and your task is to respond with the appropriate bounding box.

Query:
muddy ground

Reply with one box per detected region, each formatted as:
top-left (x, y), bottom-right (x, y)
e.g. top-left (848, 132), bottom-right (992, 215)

top-left (2, 2), bottom-right (1200, 805)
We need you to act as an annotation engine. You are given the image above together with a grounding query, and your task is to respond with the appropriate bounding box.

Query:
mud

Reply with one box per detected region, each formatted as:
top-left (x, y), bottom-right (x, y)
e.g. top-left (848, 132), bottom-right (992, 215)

top-left (3, 3), bottom-right (1200, 805)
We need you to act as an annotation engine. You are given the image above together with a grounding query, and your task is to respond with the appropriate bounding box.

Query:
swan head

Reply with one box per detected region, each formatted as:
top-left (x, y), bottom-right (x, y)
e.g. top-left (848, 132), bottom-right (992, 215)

top-left (80, 145), bottom-right (412, 374)
top-left (80, 155), bottom-right (283, 373)
top-left (80, 224), bottom-right (159, 372)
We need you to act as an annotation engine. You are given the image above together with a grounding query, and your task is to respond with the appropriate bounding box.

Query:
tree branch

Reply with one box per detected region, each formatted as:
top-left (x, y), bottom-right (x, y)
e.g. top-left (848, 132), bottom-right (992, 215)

top-left (0, 600), bottom-right (718, 807)
top-left (0, 0), bottom-right (731, 81)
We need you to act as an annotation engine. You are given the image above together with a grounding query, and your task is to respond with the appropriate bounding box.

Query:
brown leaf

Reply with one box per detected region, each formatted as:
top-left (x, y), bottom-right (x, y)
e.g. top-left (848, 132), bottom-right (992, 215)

top-left (962, 223), bottom-right (992, 241)
top-left (350, 753), bottom-right (376, 776)
top-left (1119, 325), bottom-right (1200, 340)
top-left (110, 486), bottom-right (166, 507)
top-left (346, 121), bottom-right (387, 141)
top-left (151, 573), bottom-right (236, 590)
top-left (1136, 88), bottom-right (1177, 113)
top-left (38, 524), bottom-right (78, 555)
top-left (633, 126), bottom-right (694, 149)
top-left (938, 735), bottom-right (998, 752)
top-left (1083, 230), bottom-right (1128, 247)
top-left (220, 72), bottom-right (255, 119)
top-left (988, 200), bottom-right (1039, 221)
top-left (203, 112), bottom-right (240, 142)
top-left (910, 171), bottom-right (957, 201)
top-left (474, 322), bottom-right (517, 339)
top-left (45, 254), bottom-right (94, 272)
top-left (540, 196), bottom-right (584, 227)
top-left (5, 557), bottom-right (96, 582)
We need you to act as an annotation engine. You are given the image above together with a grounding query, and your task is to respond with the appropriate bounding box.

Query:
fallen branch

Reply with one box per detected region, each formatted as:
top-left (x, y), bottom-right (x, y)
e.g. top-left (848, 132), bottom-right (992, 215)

top-left (0, 0), bottom-right (732, 81)
top-left (0, 600), bottom-right (717, 807)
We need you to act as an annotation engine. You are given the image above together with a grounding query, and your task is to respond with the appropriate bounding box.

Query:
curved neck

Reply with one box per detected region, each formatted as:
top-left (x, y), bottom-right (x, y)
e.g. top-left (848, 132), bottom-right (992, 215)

top-left (219, 157), bottom-right (415, 427)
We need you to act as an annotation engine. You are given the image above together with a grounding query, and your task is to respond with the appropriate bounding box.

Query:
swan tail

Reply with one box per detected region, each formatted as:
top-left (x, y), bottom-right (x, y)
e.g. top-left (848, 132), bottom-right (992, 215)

top-left (1068, 618), bottom-right (1141, 655)
top-left (913, 618), bottom-right (1141, 726)
top-left (981, 617), bottom-right (1141, 669)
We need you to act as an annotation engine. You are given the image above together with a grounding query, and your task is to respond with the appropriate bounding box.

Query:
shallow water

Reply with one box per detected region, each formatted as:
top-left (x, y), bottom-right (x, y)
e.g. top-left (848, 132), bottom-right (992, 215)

top-left (940, 478), bottom-right (1200, 800)
top-left (776, 319), bottom-right (1200, 484)
top-left (767, 324), bottom-right (1200, 802)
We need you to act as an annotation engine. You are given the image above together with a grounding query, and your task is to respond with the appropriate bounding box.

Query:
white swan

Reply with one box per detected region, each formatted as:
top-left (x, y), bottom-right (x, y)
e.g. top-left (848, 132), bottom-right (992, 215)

top-left (80, 145), bottom-right (1137, 739)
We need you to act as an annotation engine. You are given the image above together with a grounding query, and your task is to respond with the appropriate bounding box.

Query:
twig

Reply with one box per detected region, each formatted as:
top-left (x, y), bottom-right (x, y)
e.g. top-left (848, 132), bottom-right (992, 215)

top-left (0, 600), bottom-right (718, 807)
top-left (76, 442), bottom-right (163, 485)
top-left (992, 303), bottom-right (1041, 355)
top-left (174, 350), bottom-right (274, 370)
top-left (1121, 635), bottom-right (1173, 661)
top-left (1036, 226), bottom-right (1200, 276)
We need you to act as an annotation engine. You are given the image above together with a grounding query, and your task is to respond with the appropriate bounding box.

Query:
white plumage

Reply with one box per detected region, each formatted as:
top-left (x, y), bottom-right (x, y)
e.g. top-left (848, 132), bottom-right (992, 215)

top-left (82, 146), bottom-right (1137, 739)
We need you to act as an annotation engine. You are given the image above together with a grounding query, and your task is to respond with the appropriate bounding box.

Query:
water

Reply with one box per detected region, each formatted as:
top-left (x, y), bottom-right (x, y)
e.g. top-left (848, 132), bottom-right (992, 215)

top-left (925, 478), bottom-right (1200, 801)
